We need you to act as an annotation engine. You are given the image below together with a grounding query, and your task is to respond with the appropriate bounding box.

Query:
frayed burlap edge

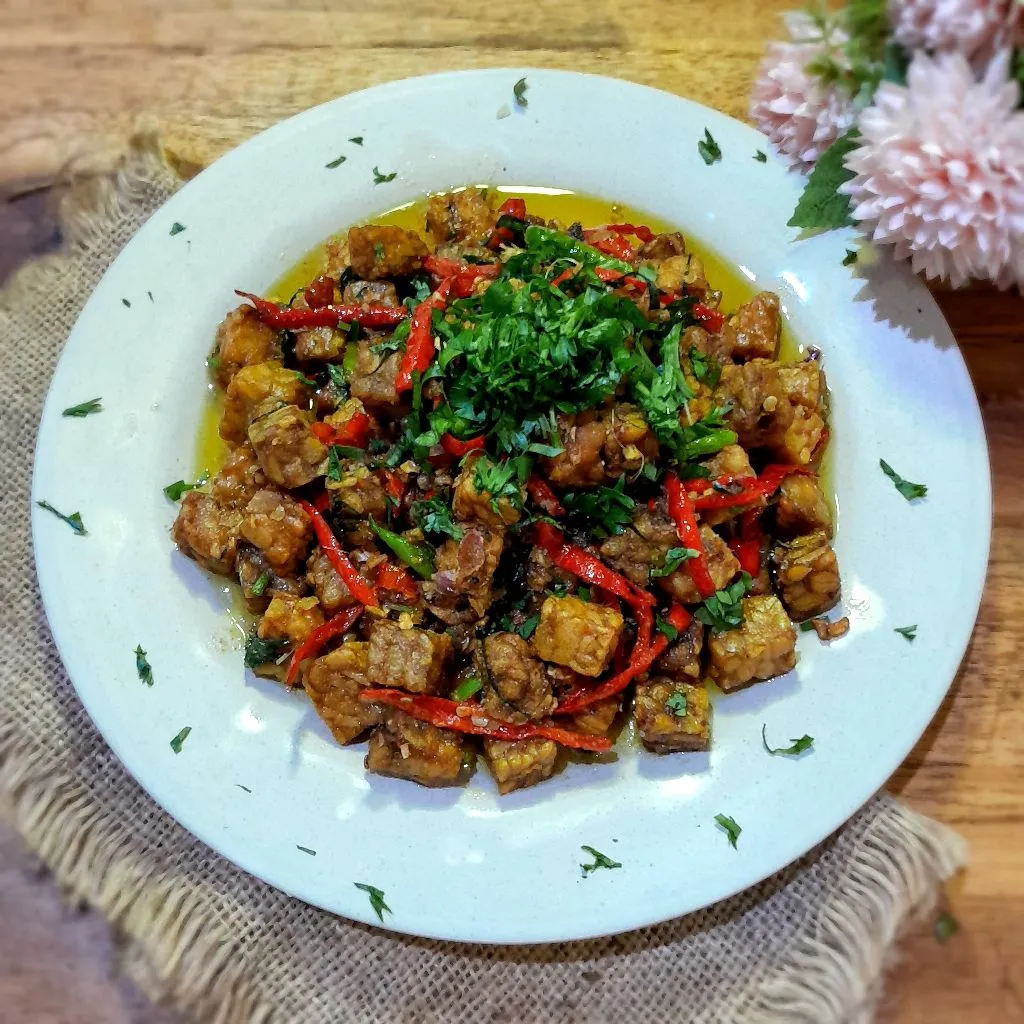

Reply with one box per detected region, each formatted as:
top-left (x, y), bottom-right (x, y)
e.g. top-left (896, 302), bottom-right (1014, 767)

top-left (0, 140), bottom-right (968, 1024)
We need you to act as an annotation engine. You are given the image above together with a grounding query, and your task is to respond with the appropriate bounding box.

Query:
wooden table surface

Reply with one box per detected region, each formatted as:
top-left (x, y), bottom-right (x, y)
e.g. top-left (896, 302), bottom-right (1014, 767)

top-left (3, 1), bottom-right (1023, 1020)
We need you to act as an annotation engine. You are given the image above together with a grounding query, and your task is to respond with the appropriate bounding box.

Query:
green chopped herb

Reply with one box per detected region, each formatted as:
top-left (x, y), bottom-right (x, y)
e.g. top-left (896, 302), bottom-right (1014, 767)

top-left (349, 136), bottom-right (364, 145)
top-left (880, 459), bottom-right (927, 501)
top-left (843, 249), bottom-right (858, 267)
top-left (473, 455), bottom-right (529, 515)
top-left (799, 620), bottom-right (817, 632)
top-left (451, 677), bottom-right (483, 702)
top-left (755, 150), bottom-right (768, 162)
top-left (134, 645), bottom-right (153, 686)
top-left (933, 909), bottom-right (959, 943)
top-left (121, 297), bottom-right (131, 308)
top-left (761, 724), bottom-right (814, 756)
top-left (580, 845), bottom-right (622, 877)
top-left (562, 478), bottom-right (635, 539)
top-left (327, 446), bottom-right (344, 483)
top-left (655, 614), bottom-right (680, 642)
top-left (714, 813), bottom-right (741, 848)
top-left (650, 546), bottom-right (698, 579)
top-left (373, 241), bottom-right (385, 262)
top-left (788, 130), bottom-right (859, 230)
top-left (524, 441), bottom-right (564, 457)
top-left (36, 500), bottom-right (86, 535)
top-left (412, 497), bottom-right (464, 541)
top-left (244, 629), bottom-right (288, 669)
top-left (354, 882), bottom-right (391, 922)
top-left (325, 154), bottom-right (347, 169)
top-left (513, 76), bottom-right (528, 108)
top-left (170, 222), bottom-right (186, 236)
top-left (207, 354), bottom-right (221, 370)
top-left (250, 572), bottom-right (272, 597)
top-left (517, 614), bottom-right (540, 640)
top-left (689, 346), bottom-right (721, 389)
top-left (698, 128), bottom-right (722, 166)
top-left (236, 784), bottom-right (252, 793)
top-left (62, 397), bottom-right (103, 418)
top-left (372, 166), bottom-right (397, 184)
top-left (576, 586), bottom-right (591, 602)
top-left (895, 624), bottom-right (917, 642)
top-left (665, 692), bottom-right (688, 717)
top-left (294, 371), bottom-right (318, 388)
top-left (695, 572), bottom-right (753, 632)
top-left (169, 726), bottom-right (191, 753)
top-left (163, 474), bottom-right (207, 502)
top-left (327, 362), bottom-right (349, 393)
top-left (296, 845), bottom-right (317, 856)
top-left (147, 291), bottom-right (154, 302)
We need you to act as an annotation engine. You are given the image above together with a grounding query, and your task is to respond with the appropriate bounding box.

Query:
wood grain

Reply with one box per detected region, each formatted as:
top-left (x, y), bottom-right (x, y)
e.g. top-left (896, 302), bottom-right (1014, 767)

top-left (3, 2), bottom-right (1023, 1020)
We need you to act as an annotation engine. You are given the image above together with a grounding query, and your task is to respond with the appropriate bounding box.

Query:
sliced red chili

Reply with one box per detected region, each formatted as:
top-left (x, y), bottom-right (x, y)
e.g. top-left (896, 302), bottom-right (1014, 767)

top-left (729, 509), bottom-right (764, 577)
top-left (665, 472), bottom-right (716, 599)
top-left (379, 468), bottom-right (406, 502)
top-left (303, 275), bottom-right (336, 310)
top-left (359, 689), bottom-right (612, 752)
top-left (285, 606), bottom-right (363, 686)
top-left (591, 235), bottom-right (636, 262)
top-left (694, 302), bottom-right (725, 333)
top-left (374, 562), bottom-right (419, 601)
top-left (235, 290), bottom-right (408, 330)
top-left (525, 474), bottom-right (565, 516)
top-left (298, 499), bottom-right (379, 608)
top-left (603, 223), bottom-right (656, 244)
top-left (312, 411), bottom-right (371, 448)
top-left (439, 433), bottom-right (486, 457)
top-left (395, 278), bottom-right (452, 393)
top-left (550, 267), bottom-right (577, 288)
top-left (498, 197), bottom-right (527, 219)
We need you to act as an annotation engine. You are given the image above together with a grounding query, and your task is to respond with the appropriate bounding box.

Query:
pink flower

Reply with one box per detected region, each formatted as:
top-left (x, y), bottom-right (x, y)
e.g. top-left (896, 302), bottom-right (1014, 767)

top-left (842, 50), bottom-right (1024, 288)
top-left (888, 0), bottom-right (1017, 61)
top-left (750, 13), bottom-right (857, 171)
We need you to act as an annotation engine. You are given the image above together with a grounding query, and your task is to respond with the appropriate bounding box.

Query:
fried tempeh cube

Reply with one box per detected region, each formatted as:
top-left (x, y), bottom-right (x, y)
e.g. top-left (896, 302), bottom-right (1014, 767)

top-left (707, 595), bottom-right (796, 692)
top-left (531, 595), bottom-right (624, 678)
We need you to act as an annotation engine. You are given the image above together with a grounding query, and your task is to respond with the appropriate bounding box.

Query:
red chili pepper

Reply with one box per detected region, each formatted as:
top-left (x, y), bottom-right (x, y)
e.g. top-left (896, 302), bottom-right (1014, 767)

top-left (729, 509), bottom-right (764, 576)
top-left (694, 302), bottom-right (725, 333)
top-left (235, 290), bottom-right (408, 330)
top-left (593, 267), bottom-right (648, 292)
top-left (303, 275), bottom-right (335, 309)
top-left (359, 689), bottom-right (612, 752)
top-left (380, 468), bottom-right (406, 502)
top-left (311, 411), bottom-right (371, 448)
top-left (591, 235), bottom-right (636, 262)
top-left (532, 523), bottom-right (654, 608)
top-left (312, 490), bottom-right (331, 513)
top-left (525, 474), bottom-right (565, 516)
top-left (285, 606), bottom-right (363, 686)
top-left (603, 223), bottom-right (656, 244)
top-left (298, 499), bottom-right (379, 608)
top-left (498, 197), bottom-right (527, 219)
top-left (758, 463), bottom-right (814, 498)
top-left (556, 604), bottom-right (690, 714)
top-left (422, 256), bottom-right (501, 298)
top-left (665, 473), bottom-right (717, 600)
top-left (692, 478), bottom-right (763, 512)
top-left (375, 562), bottom-right (419, 601)
top-left (550, 267), bottom-right (577, 288)
top-left (439, 433), bottom-right (486, 457)
top-left (395, 279), bottom-right (452, 393)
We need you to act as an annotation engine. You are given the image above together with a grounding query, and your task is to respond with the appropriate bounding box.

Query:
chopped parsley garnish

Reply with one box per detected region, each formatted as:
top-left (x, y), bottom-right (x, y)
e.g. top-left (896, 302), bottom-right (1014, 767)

top-left (327, 362), bottom-right (349, 393)
top-left (473, 455), bottom-right (529, 514)
top-left (650, 546), bottom-right (698, 579)
top-left (655, 614), bottom-right (680, 642)
top-left (714, 813), bottom-right (741, 848)
top-left (894, 624), bottom-right (917, 642)
top-left (562, 478), bottom-right (635, 538)
top-left (169, 726), bottom-right (191, 753)
top-left (349, 136), bottom-right (364, 145)
top-left (372, 166), bottom-right (397, 184)
top-left (665, 692), bottom-right (688, 717)
top-left (327, 446), bottom-right (344, 482)
top-left (843, 249), bottom-right (858, 267)
top-left (412, 497), bottom-right (464, 541)
top-left (880, 459), bottom-right (927, 501)
top-left (755, 150), bottom-right (768, 162)
top-left (788, 129), bottom-right (858, 230)
top-left (761, 724), bottom-right (813, 756)
top-left (325, 154), bottom-right (347, 168)
top-left (373, 241), bottom-right (385, 263)
top-left (354, 882), bottom-right (391, 922)
top-left (688, 346), bottom-right (721, 389)
top-left (236, 784), bottom-right (252, 793)
top-left (799, 620), bottom-right (817, 632)
top-left (250, 572), bottom-right (272, 597)
top-left (513, 76), bottom-right (528, 108)
top-left (296, 845), bottom-right (317, 856)
top-left (697, 128), bottom-right (722, 165)
top-left (293, 371), bottom-right (318, 388)
top-left (695, 572), bottom-right (753, 632)
top-left (62, 397), bottom-right (102, 418)
top-left (134, 645), bottom-right (153, 686)
top-left (163, 475), bottom-right (207, 501)
top-left (244, 629), bottom-right (288, 669)
top-left (451, 677), bottom-right (483, 702)
top-left (579, 845), bottom-right (621, 877)
top-left (517, 613), bottom-right (540, 640)
top-left (933, 909), bottom-right (959, 943)
top-left (36, 500), bottom-right (86, 535)
top-left (148, 290), bottom-right (154, 302)
top-left (121, 297), bottom-right (131, 308)
top-left (169, 222), bottom-right (186, 236)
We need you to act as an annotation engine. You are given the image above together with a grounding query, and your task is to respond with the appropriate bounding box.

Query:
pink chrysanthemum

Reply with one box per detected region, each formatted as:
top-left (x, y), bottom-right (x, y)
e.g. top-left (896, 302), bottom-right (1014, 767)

top-left (842, 50), bottom-right (1024, 288)
top-left (750, 13), bottom-right (857, 171)
top-left (888, 0), bottom-right (1017, 59)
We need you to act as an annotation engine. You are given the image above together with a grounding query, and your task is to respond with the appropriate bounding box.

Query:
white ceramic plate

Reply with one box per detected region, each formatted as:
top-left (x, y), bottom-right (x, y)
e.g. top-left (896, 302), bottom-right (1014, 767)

top-left (32, 69), bottom-right (989, 944)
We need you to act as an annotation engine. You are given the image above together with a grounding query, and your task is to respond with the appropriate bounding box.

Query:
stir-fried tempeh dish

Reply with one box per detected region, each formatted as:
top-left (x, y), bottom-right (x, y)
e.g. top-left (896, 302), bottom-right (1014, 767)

top-left (171, 188), bottom-right (840, 794)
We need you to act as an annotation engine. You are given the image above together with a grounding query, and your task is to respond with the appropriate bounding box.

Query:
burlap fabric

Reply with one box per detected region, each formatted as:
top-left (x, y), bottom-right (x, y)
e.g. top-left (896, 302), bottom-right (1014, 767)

top-left (0, 143), bottom-right (967, 1024)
